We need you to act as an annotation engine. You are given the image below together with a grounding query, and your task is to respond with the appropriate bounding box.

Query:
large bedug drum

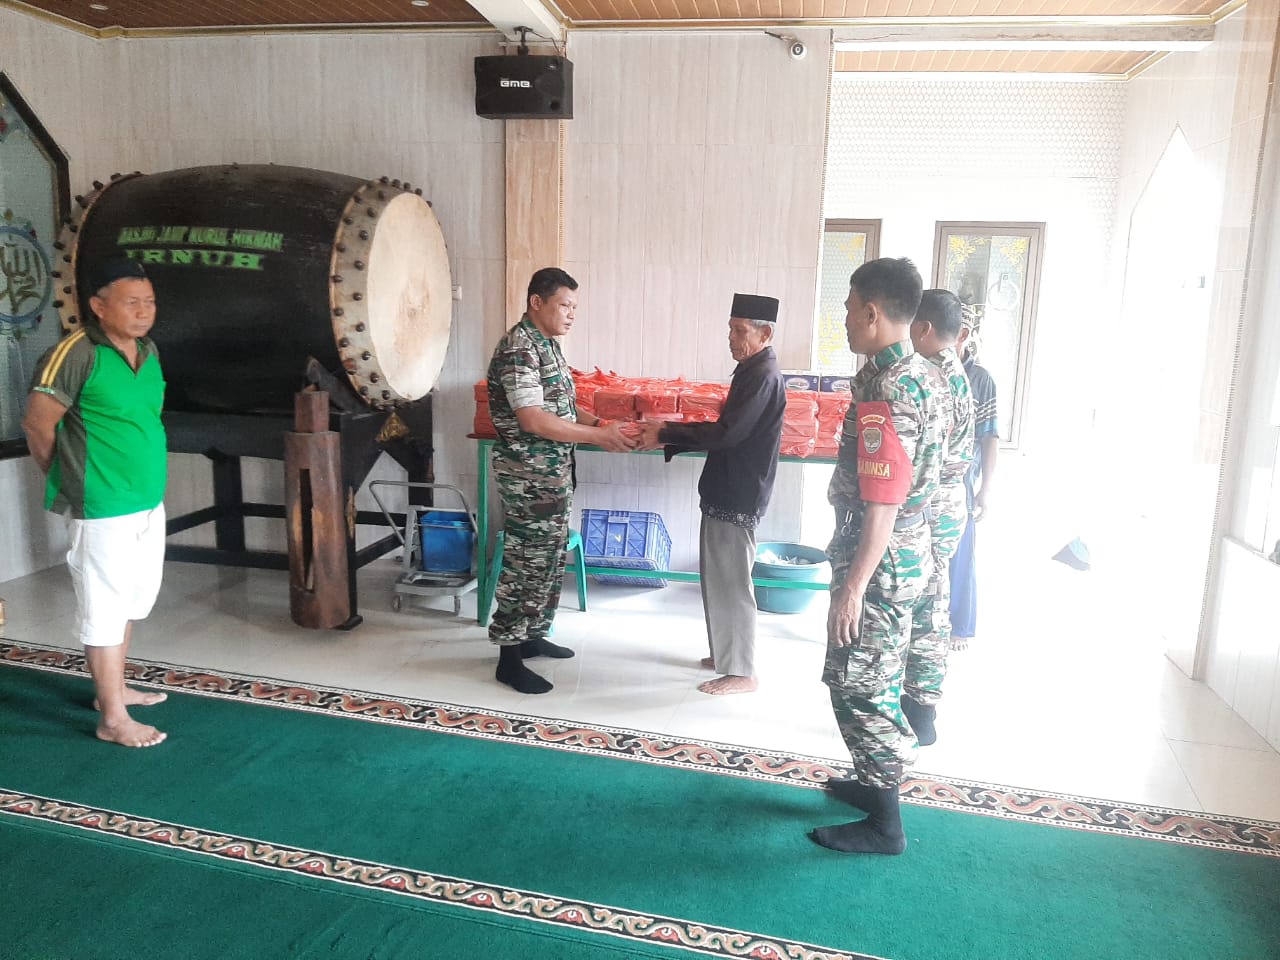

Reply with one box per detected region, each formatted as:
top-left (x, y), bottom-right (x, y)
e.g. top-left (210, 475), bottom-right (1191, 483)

top-left (55, 163), bottom-right (452, 413)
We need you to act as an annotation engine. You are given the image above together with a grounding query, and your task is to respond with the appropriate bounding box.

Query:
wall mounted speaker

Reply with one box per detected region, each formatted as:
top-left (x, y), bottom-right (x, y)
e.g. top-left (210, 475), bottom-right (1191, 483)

top-left (474, 55), bottom-right (573, 120)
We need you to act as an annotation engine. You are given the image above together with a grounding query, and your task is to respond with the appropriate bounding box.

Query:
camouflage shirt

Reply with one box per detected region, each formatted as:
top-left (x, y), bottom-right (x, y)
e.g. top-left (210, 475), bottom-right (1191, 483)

top-left (827, 339), bottom-right (948, 540)
top-left (486, 315), bottom-right (578, 482)
top-left (930, 346), bottom-right (975, 496)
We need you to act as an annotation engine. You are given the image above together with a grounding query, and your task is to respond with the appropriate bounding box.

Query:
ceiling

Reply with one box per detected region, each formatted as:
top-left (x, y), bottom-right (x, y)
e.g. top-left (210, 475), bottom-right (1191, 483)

top-left (1, 0), bottom-right (1245, 78)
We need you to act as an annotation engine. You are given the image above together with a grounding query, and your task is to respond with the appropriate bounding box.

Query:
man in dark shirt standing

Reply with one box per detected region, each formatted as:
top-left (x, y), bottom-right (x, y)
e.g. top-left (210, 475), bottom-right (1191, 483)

top-left (639, 294), bottom-right (786, 695)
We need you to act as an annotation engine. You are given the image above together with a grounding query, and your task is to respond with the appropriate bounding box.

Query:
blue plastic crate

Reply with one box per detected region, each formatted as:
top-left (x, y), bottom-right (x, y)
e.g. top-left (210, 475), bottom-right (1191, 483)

top-left (418, 510), bottom-right (474, 574)
top-left (581, 509), bottom-right (672, 588)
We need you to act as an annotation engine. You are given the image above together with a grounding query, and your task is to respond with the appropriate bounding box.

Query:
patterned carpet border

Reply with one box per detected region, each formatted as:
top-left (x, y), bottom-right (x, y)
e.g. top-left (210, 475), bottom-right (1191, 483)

top-left (0, 789), bottom-right (876, 960)
top-left (4, 639), bottom-right (1279, 858)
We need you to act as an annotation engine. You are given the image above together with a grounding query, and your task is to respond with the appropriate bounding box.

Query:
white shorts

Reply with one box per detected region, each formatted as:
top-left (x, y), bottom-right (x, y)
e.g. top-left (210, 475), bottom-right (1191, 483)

top-left (65, 503), bottom-right (166, 647)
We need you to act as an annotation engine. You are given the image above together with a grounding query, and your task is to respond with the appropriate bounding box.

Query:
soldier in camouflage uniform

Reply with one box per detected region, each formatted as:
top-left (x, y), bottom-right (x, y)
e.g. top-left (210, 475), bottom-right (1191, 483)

top-left (902, 290), bottom-right (974, 747)
top-left (812, 257), bottom-right (948, 856)
top-left (486, 268), bottom-right (636, 695)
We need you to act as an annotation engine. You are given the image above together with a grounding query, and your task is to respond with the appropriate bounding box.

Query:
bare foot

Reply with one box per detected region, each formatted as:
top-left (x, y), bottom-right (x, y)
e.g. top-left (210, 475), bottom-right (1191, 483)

top-left (697, 674), bottom-right (758, 696)
top-left (96, 717), bottom-right (167, 748)
top-left (699, 656), bottom-right (716, 670)
top-left (94, 687), bottom-right (167, 710)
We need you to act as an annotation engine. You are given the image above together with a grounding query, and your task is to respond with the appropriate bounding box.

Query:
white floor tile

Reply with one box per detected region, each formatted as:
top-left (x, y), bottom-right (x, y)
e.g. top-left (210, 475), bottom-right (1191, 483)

top-left (1167, 740), bottom-right (1280, 821)
top-left (2, 553), bottom-right (1278, 821)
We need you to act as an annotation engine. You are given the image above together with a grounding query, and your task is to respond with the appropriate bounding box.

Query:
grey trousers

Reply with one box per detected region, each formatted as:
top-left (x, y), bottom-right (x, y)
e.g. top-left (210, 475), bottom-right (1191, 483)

top-left (698, 514), bottom-right (758, 678)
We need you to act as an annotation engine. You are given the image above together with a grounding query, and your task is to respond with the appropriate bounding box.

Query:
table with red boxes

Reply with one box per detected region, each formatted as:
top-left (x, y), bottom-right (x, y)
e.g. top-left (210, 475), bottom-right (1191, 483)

top-left (469, 368), bottom-right (850, 625)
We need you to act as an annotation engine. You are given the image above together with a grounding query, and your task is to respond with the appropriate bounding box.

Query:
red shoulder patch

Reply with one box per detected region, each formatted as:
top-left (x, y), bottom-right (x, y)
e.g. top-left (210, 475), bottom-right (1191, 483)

top-left (856, 401), bottom-right (910, 504)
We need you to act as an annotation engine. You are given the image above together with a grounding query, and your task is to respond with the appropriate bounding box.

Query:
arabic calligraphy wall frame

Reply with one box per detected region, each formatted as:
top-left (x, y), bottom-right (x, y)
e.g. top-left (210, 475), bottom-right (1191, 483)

top-left (0, 72), bottom-right (70, 457)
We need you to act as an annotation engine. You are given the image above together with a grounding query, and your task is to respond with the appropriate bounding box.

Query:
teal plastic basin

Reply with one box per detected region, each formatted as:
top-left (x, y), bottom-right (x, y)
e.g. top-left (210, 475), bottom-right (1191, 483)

top-left (753, 542), bottom-right (829, 614)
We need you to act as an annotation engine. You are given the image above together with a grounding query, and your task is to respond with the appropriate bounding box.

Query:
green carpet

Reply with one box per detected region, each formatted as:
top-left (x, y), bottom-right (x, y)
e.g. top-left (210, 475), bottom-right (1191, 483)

top-left (2, 646), bottom-right (1279, 960)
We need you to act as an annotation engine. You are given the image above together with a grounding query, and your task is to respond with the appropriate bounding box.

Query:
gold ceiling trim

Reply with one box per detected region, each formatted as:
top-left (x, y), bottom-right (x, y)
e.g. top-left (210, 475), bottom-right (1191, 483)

top-left (91, 22), bottom-right (492, 39)
top-left (0, 0), bottom-right (98, 37)
top-left (1211, 0), bottom-right (1247, 22)
top-left (1123, 50), bottom-right (1174, 78)
top-left (835, 71), bottom-right (1131, 81)
top-left (0, 0), bottom-right (489, 39)
top-left (0, 0), bottom-right (1242, 42)
top-left (569, 14), bottom-right (1224, 32)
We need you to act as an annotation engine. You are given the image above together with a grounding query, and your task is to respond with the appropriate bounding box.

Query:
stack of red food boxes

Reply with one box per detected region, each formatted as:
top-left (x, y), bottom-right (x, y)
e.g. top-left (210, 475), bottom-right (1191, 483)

top-left (471, 369), bottom-right (849, 458)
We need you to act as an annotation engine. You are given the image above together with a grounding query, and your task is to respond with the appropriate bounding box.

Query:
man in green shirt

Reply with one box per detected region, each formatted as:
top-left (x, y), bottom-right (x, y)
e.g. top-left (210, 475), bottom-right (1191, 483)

top-left (23, 257), bottom-right (169, 748)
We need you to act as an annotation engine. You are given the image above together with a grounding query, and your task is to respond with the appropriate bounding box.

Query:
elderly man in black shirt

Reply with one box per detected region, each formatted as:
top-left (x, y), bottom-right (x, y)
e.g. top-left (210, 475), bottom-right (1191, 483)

top-left (639, 293), bottom-right (786, 694)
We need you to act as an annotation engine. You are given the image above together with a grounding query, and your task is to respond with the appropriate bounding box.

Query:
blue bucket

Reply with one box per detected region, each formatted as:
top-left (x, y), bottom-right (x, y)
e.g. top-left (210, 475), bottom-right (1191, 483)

top-left (418, 510), bottom-right (474, 574)
top-left (753, 542), bottom-right (829, 614)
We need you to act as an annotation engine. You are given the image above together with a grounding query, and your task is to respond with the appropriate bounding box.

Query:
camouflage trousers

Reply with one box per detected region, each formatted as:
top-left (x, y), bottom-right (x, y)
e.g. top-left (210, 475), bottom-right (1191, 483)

top-left (489, 471), bottom-right (572, 647)
top-left (823, 523), bottom-right (932, 788)
top-left (904, 491), bottom-right (968, 705)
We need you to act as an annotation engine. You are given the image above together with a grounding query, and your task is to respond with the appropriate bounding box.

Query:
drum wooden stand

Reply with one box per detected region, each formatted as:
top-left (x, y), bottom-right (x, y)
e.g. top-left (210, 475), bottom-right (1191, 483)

top-left (163, 390), bottom-right (433, 630)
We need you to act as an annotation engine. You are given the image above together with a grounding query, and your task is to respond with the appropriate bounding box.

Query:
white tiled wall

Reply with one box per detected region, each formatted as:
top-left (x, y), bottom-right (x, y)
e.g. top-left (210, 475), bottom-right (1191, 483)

top-left (1210, 540), bottom-right (1280, 750)
top-left (825, 77), bottom-right (1123, 468)
top-left (1111, 12), bottom-right (1247, 676)
top-left (0, 9), bottom-right (507, 578)
top-left (559, 30), bottom-right (832, 567)
top-left (0, 10), bottom-right (115, 581)
top-left (1200, 4), bottom-right (1280, 750)
top-left (0, 16), bottom-right (833, 578)
top-left (823, 77), bottom-right (1124, 562)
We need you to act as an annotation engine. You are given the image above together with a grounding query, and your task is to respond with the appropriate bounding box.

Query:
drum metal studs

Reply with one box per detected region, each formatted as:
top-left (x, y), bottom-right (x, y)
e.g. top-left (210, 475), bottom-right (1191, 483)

top-left (92, 180), bottom-right (104, 190)
top-left (331, 275), bottom-right (343, 283)
top-left (326, 172), bottom-right (451, 410)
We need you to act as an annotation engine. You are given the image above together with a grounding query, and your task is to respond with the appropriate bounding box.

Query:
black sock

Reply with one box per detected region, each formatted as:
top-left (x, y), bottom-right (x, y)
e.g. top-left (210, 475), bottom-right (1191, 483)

top-left (902, 695), bottom-right (937, 746)
top-left (825, 778), bottom-right (880, 812)
top-left (520, 636), bottom-right (575, 660)
top-left (809, 784), bottom-right (906, 855)
top-left (496, 644), bottom-right (553, 694)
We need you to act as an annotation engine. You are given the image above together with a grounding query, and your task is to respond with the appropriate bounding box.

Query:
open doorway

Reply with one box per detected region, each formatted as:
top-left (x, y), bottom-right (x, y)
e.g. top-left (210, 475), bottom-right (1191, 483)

top-left (1106, 127), bottom-right (1219, 675)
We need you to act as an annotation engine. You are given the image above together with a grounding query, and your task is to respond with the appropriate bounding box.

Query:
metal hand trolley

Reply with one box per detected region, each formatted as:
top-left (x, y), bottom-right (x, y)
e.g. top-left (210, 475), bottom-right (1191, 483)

top-left (368, 481), bottom-right (479, 616)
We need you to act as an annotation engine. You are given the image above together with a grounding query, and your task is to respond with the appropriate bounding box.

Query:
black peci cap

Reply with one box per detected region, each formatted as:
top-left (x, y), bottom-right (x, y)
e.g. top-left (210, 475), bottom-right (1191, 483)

top-left (730, 293), bottom-right (779, 323)
top-left (87, 256), bottom-right (148, 295)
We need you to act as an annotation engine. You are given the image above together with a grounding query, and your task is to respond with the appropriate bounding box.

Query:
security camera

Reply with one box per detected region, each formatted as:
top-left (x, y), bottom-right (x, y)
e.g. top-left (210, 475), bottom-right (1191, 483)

top-left (765, 30), bottom-right (807, 61)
